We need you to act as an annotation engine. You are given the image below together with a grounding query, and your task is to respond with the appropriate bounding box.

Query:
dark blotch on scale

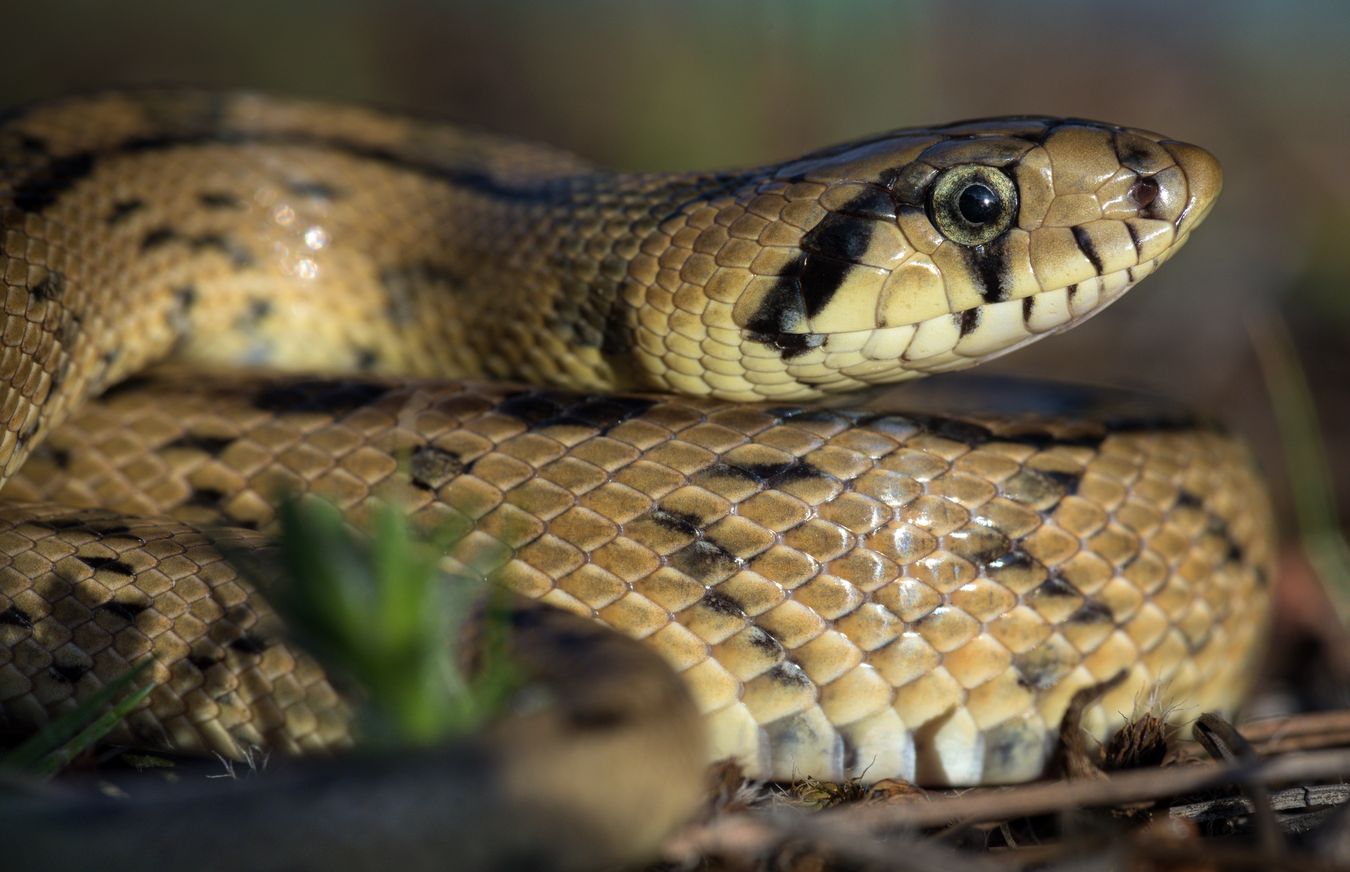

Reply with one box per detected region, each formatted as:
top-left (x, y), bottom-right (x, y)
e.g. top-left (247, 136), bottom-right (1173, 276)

top-left (186, 487), bottom-right (228, 508)
top-left (0, 606), bottom-right (33, 628)
top-left (409, 445), bottom-right (465, 491)
top-left (966, 234), bottom-right (1011, 303)
top-left (958, 308), bottom-right (980, 337)
top-left (76, 556), bottom-right (135, 577)
top-left (31, 271), bottom-right (66, 301)
top-left (162, 431), bottom-right (236, 453)
top-left (252, 380), bottom-right (393, 413)
top-left (1071, 226), bottom-right (1105, 275)
top-left (49, 662), bottom-right (91, 684)
top-left (286, 179), bottom-right (342, 200)
top-left (198, 191), bottom-right (245, 210)
top-left (229, 633), bottom-right (270, 655)
top-left (699, 589), bottom-right (747, 618)
top-left (107, 198), bottom-right (144, 225)
top-left (669, 539), bottom-right (742, 580)
top-left (98, 600), bottom-right (148, 622)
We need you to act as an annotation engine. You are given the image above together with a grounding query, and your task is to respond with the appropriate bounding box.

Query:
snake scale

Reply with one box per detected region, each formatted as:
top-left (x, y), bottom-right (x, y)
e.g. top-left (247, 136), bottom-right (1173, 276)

top-left (0, 92), bottom-right (1271, 801)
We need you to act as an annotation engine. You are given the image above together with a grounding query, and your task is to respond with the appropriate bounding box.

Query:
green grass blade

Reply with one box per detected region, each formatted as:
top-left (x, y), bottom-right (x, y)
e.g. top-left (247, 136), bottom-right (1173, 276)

top-left (0, 661), bottom-right (153, 777)
top-left (237, 496), bottom-right (520, 751)
top-left (30, 682), bottom-right (156, 778)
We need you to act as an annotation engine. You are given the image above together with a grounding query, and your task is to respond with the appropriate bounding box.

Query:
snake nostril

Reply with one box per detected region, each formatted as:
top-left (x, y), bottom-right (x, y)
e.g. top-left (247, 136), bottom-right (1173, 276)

top-left (1129, 177), bottom-right (1160, 208)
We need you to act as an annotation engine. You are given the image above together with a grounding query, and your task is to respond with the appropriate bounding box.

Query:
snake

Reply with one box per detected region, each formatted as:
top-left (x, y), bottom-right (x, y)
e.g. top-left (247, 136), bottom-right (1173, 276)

top-left (0, 91), bottom-right (1271, 817)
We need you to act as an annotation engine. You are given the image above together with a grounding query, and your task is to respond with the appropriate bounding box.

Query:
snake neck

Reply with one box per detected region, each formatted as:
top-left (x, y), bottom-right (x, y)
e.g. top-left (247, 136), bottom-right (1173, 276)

top-left (0, 91), bottom-right (760, 478)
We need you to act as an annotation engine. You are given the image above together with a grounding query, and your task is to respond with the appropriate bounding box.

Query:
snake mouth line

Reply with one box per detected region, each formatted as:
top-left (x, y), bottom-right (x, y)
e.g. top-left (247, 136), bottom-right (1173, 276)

top-left (776, 251), bottom-right (1177, 388)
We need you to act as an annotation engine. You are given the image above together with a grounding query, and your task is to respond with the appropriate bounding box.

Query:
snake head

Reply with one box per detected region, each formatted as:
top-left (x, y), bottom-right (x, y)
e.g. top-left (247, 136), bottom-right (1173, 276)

top-left (699, 117), bottom-right (1221, 399)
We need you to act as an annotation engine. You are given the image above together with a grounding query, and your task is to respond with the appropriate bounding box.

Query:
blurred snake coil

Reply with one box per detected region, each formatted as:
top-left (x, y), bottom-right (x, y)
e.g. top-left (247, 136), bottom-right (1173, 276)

top-left (0, 93), bottom-right (1269, 791)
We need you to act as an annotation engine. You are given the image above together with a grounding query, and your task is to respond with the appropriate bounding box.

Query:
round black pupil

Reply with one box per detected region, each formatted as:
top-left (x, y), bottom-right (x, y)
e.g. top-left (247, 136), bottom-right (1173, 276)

top-left (957, 183), bottom-right (1000, 224)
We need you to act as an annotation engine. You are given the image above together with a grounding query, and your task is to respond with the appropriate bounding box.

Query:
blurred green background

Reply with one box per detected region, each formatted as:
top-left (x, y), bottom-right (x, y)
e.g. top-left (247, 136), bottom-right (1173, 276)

top-left (3, 0), bottom-right (1348, 525)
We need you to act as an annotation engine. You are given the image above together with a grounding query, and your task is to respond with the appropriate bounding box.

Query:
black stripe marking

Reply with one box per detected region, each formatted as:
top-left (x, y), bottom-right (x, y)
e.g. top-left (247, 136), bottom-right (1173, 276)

top-left (746, 626), bottom-right (784, 656)
top-left (1067, 599), bottom-right (1114, 624)
top-left (31, 271), bottom-right (66, 302)
top-left (1022, 296), bottom-right (1035, 321)
top-left (1176, 491), bottom-right (1203, 510)
top-left (252, 380), bottom-right (392, 413)
top-left (286, 179), bottom-right (341, 200)
top-left (15, 152), bottom-right (94, 212)
top-left (19, 134), bottom-right (49, 155)
top-left (0, 606), bottom-right (33, 628)
top-left (85, 524), bottom-right (141, 542)
top-left (16, 419), bottom-right (40, 448)
top-left (700, 590), bottom-right (747, 617)
top-left (669, 539), bottom-right (742, 580)
top-left (29, 517), bottom-right (89, 531)
top-left (173, 285), bottom-right (198, 317)
top-left (186, 487), bottom-right (227, 508)
top-left (58, 312), bottom-right (81, 348)
top-left (198, 191), bottom-right (244, 209)
top-left (958, 308), bottom-right (981, 337)
top-left (354, 347), bottom-right (379, 371)
top-left (1033, 574), bottom-right (1080, 599)
top-left (107, 198), bottom-right (144, 225)
top-left (140, 226), bottom-right (177, 250)
top-left (1066, 283), bottom-right (1079, 302)
top-left (1041, 469), bottom-right (1082, 495)
top-left (799, 255), bottom-right (857, 319)
top-left (800, 210), bottom-right (868, 264)
top-left (744, 267), bottom-right (807, 337)
top-left (727, 458), bottom-right (826, 486)
top-left (191, 233), bottom-right (255, 268)
top-left (834, 185), bottom-right (897, 221)
top-left (965, 236), bottom-right (1011, 303)
top-left (163, 433), bottom-right (235, 454)
top-left (49, 359), bottom-right (71, 394)
top-left (12, 129), bottom-right (571, 215)
top-left (246, 298), bottom-right (273, 322)
top-left (765, 330), bottom-right (826, 360)
top-left (188, 655), bottom-right (221, 673)
top-left (797, 205), bottom-right (875, 316)
top-left (648, 508), bottom-right (703, 537)
top-left (49, 662), bottom-right (90, 684)
top-left (493, 393), bottom-right (564, 429)
top-left (409, 446), bottom-right (465, 491)
top-left (99, 373), bottom-right (156, 400)
top-left (229, 633), bottom-right (270, 655)
top-left (1013, 649), bottom-right (1066, 690)
top-left (766, 662), bottom-right (811, 688)
top-left (565, 704), bottom-right (628, 731)
top-left (77, 556), bottom-right (135, 576)
top-left (1125, 221), bottom-right (1142, 260)
top-left (982, 545), bottom-right (1038, 574)
top-left (1071, 226), bottom-right (1105, 275)
top-left (745, 186), bottom-right (895, 360)
top-left (492, 390), bottom-right (656, 433)
top-left (98, 600), bottom-right (148, 622)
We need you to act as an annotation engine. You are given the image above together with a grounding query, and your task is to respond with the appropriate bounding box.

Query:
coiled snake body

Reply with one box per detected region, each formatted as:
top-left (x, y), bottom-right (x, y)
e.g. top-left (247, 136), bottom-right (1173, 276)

top-left (0, 93), bottom-right (1269, 797)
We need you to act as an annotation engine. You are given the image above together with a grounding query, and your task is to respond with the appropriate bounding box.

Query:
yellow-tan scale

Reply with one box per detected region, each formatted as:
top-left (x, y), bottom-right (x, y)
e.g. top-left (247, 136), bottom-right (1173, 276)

top-left (3, 374), bottom-right (1272, 784)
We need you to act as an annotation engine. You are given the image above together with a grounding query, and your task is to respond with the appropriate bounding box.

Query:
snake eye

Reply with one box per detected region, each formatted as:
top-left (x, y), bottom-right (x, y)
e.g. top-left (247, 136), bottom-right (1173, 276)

top-left (929, 165), bottom-right (1018, 246)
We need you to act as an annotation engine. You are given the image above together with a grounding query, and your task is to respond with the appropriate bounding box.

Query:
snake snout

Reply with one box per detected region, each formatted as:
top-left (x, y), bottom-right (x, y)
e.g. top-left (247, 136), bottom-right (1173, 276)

top-left (1162, 140), bottom-right (1223, 235)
